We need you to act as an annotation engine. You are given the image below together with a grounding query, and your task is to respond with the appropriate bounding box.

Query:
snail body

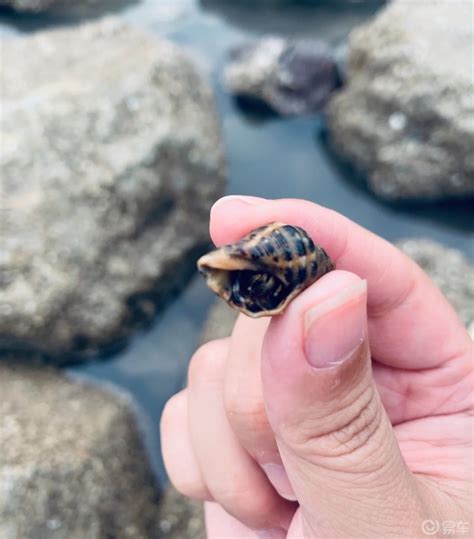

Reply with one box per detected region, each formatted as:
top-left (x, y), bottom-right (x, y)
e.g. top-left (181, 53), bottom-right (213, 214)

top-left (197, 222), bottom-right (334, 317)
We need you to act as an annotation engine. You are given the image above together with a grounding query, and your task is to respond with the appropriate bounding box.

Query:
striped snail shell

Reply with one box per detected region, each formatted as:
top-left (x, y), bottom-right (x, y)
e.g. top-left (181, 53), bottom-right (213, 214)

top-left (197, 222), bottom-right (335, 317)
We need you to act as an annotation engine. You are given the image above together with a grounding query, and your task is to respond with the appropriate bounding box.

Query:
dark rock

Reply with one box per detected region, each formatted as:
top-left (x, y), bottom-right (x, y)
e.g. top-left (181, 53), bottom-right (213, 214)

top-left (0, 362), bottom-right (160, 538)
top-left (0, 18), bottom-right (226, 362)
top-left (0, 0), bottom-right (138, 19)
top-left (0, 0), bottom-right (92, 11)
top-left (326, 0), bottom-right (474, 200)
top-left (0, 0), bottom-right (132, 12)
top-left (224, 37), bottom-right (339, 116)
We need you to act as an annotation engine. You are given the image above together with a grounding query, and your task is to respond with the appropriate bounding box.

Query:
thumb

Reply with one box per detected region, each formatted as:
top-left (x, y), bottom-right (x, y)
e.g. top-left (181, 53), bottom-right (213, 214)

top-left (261, 270), bottom-right (423, 538)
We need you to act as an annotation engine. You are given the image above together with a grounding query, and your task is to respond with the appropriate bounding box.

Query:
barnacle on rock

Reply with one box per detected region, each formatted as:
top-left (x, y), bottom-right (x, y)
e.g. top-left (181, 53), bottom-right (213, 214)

top-left (197, 222), bottom-right (335, 317)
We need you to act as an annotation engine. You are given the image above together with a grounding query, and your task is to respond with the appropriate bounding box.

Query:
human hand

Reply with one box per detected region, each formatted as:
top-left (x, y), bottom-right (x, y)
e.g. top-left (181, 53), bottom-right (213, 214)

top-left (161, 196), bottom-right (473, 538)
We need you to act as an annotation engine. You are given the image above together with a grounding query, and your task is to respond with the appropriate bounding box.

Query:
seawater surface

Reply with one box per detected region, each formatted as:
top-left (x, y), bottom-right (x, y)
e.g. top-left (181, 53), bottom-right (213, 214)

top-left (1, 0), bottom-right (473, 483)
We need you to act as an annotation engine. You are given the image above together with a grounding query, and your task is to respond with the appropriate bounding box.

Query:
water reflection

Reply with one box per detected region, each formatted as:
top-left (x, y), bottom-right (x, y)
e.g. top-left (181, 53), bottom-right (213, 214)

top-left (200, 0), bottom-right (385, 41)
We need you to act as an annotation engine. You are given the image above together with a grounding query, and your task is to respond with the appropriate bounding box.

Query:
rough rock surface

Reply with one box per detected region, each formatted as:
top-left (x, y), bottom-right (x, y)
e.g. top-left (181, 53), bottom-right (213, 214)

top-left (225, 37), bottom-right (339, 116)
top-left (201, 240), bottom-right (474, 341)
top-left (156, 486), bottom-right (205, 539)
top-left (327, 0), bottom-right (474, 200)
top-left (397, 239), bottom-right (474, 338)
top-left (0, 362), bottom-right (160, 538)
top-left (0, 18), bottom-right (225, 362)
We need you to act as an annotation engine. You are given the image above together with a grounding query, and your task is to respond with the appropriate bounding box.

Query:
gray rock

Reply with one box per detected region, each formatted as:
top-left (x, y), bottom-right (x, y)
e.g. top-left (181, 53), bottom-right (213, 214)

top-left (0, 18), bottom-right (225, 362)
top-left (225, 37), bottom-right (339, 116)
top-left (201, 240), bottom-right (474, 341)
top-left (0, 0), bottom-right (54, 9)
top-left (156, 486), bottom-right (205, 539)
top-left (0, 0), bottom-right (108, 12)
top-left (0, 362), bottom-right (160, 538)
top-left (326, 0), bottom-right (474, 200)
top-left (397, 239), bottom-right (474, 339)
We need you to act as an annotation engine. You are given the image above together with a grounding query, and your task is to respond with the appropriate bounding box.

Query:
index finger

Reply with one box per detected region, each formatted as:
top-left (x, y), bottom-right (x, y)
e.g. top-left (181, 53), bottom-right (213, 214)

top-left (209, 196), bottom-right (471, 369)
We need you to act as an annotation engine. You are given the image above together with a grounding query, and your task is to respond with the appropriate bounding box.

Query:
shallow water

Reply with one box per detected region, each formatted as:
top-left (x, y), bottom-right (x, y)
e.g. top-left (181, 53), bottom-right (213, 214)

top-left (1, 0), bottom-right (473, 484)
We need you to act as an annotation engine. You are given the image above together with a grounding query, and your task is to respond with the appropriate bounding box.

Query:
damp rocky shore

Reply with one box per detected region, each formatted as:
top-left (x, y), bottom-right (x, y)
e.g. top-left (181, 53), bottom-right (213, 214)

top-left (1, 0), bottom-right (473, 537)
top-left (1, 14), bottom-right (222, 539)
top-left (223, 0), bottom-right (474, 201)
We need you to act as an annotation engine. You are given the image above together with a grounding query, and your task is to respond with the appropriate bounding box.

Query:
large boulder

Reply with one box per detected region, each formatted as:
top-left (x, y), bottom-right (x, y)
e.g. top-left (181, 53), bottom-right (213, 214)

top-left (0, 362), bottom-right (160, 538)
top-left (0, 18), bottom-right (226, 362)
top-left (326, 0), bottom-right (474, 200)
top-left (224, 37), bottom-right (339, 116)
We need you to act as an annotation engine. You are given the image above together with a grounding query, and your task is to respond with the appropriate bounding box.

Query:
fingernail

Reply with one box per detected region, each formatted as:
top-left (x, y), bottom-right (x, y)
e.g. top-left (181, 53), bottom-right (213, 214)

top-left (256, 527), bottom-right (287, 539)
top-left (262, 463), bottom-right (297, 501)
top-left (304, 280), bottom-right (367, 369)
top-left (211, 195), bottom-right (266, 212)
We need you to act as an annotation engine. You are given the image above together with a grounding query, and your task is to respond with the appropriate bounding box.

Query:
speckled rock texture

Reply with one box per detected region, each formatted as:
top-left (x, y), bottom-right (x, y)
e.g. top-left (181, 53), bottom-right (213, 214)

top-left (0, 362), bottom-right (160, 538)
top-left (156, 486), bottom-right (205, 539)
top-left (201, 240), bottom-right (474, 341)
top-left (224, 37), bottom-right (339, 116)
top-left (0, 18), bottom-right (226, 362)
top-left (326, 0), bottom-right (474, 200)
top-left (397, 239), bottom-right (474, 339)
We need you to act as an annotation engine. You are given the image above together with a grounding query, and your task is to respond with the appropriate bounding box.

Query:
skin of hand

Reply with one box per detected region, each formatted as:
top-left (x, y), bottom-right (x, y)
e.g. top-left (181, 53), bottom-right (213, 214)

top-left (161, 196), bottom-right (473, 538)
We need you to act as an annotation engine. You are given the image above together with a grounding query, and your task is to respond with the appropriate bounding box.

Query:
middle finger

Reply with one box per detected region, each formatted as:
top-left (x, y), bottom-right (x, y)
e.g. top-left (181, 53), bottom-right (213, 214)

top-left (188, 338), bottom-right (294, 531)
top-left (224, 314), bottom-right (297, 501)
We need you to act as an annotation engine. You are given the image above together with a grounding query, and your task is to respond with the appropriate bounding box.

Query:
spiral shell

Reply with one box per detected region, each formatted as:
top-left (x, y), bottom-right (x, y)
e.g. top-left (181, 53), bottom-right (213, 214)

top-left (197, 222), bottom-right (335, 317)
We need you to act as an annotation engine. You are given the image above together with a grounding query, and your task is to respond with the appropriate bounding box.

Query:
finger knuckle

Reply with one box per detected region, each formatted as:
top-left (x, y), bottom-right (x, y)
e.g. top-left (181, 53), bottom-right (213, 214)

top-left (160, 393), bottom-right (180, 434)
top-left (211, 477), bottom-right (273, 528)
top-left (224, 392), bottom-right (269, 434)
top-left (188, 338), bottom-right (229, 385)
top-left (168, 471), bottom-right (211, 501)
top-left (161, 399), bottom-right (211, 500)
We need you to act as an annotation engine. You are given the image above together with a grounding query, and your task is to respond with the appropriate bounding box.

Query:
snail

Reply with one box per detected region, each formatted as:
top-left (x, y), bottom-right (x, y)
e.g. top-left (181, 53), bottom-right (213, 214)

top-left (197, 222), bottom-right (335, 317)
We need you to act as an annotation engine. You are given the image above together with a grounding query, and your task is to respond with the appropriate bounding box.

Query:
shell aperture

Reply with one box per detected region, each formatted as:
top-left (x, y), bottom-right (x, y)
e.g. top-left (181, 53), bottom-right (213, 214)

top-left (197, 222), bottom-right (335, 317)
